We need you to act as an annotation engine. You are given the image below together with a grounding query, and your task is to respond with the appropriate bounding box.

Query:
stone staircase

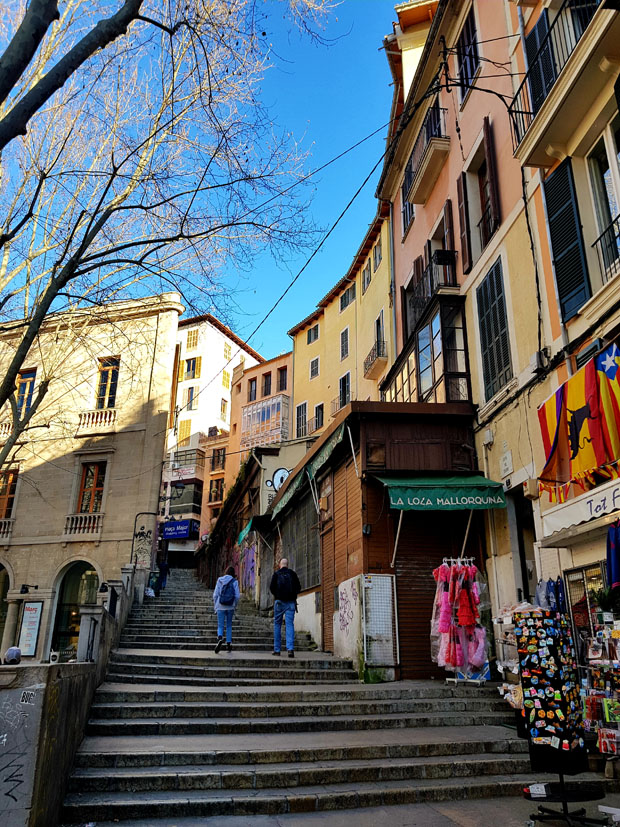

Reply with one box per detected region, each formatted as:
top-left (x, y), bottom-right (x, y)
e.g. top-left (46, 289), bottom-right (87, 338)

top-left (59, 569), bottom-right (600, 824)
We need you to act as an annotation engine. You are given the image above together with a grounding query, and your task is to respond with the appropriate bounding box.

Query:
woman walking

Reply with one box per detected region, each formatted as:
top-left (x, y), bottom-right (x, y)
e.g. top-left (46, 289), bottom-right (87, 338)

top-left (213, 566), bottom-right (240, 653)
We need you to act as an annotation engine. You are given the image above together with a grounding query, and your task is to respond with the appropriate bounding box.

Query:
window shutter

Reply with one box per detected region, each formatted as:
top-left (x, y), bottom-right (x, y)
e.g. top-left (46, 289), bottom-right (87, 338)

top-left (340, 329), bottom-right (348, 360)
top-left (178, 419), bottom-right (191, 445)
top-left (177, 360), bottom-right (184, 383)
top-left (483, 117), bottom-right (501, 233)
top-left (477, 258), bottom-right (512, 401)
top-left (400, 286), bottom-right (409, 343)
top-left (194, 356), bottom-right (202, 379)
top-left (456, 173), bottom-right (472, 274)
top-left (443, 199), bottom-right (454, 251)
top-left (543, 158), bottom-right (590, 321)
top-left (414, 256), bottom-right (424, 283)
top-left (525, 11), bottom-right (556, 115)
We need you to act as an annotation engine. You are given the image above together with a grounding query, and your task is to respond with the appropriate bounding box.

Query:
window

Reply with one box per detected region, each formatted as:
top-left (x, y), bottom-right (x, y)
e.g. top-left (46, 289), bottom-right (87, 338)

top-left (339, 284), bottom-right (356, 312)
top-left (339, 373), bottom-right (351, 408)
top-left (375, 310), bottom-right (385, 348)
top-left (417, 312), bottom-right (443, 400)
top-left (171, 481), bottom-right (203, 514)
top-left (456, 7), bottom-right (479, 100)
top-left (0, 469), bottom-right (17, 519)
top-left (296, 402), bottom-right (307, 438)
top-left (262, 372), bottom-right (272, 397)
top-left (220, 398), bottom-right (228, 420)
top-left (178, 419), bottom-right (191, 446)
top-left (211, 448), bottom-right (226, 470)
top-left (16, 369), bottom-right (36, 418)
top-left (248, 378), bottom-right (257, 402)
top-left (310, 357), bottom-right (320, 379)
top-left (182, 356), bottom-right (201, 381)
top-left (544, 158), bottom-right (591, 321)
top-left (525, 10), bottom-right (556, 116)
top-left (277, 366), bottom-right (287, 391)
top-left (224, 342), bottom-right (231, 360)
top-left (95, 358), bottom-right (119, 410)
top-left (186, 329), bottom-right (198, 350)
top-left (340, 328), bottom-right (349, 360)
top-left (477, 258), bottom-right (513, 401)
top-left (222, 370), bottom-right (230, 390)
top-left (373, 236), bottom-right (382, 271)
top-left (588, 115), bottom-right (620, 277)
top-left (362, 261), bottom-right (372, 293)
top-left (185, 386), bottom-right (198, 411)
top-left (307, 324), bottom-right (319, 344)
top-left (78, 462), bottom-right (106, 513)
top-left (315, 403), bottom-right (324, 430)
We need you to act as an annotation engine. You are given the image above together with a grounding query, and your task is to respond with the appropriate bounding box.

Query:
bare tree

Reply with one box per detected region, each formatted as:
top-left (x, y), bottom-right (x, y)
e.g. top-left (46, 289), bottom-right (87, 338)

top-left (0, 0), bottom-right (334, 466)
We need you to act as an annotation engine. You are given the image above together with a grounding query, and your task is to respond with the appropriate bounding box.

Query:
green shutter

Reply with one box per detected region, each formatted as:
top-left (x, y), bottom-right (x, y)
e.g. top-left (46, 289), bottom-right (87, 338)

top-left (477, 258), bottom-right (512, 402)
top-left (543, 158), bottom-right (590, 321)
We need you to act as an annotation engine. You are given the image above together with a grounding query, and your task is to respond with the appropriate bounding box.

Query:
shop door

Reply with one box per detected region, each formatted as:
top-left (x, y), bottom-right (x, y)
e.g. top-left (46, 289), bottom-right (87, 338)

top-left (321, 525), bottom-right (335, 651)
top-left (394, 509), bottom-right (476, 679)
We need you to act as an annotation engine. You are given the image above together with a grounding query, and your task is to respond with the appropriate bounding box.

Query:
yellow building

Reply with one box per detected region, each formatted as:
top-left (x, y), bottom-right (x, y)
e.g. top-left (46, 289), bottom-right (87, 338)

top-left (288, 207), bottom-right (394, 437)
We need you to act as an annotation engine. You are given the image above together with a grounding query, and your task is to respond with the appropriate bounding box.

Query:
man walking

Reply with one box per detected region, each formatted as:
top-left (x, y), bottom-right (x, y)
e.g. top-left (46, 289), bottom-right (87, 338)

top-left (270, 558), bottom-right (301, 658)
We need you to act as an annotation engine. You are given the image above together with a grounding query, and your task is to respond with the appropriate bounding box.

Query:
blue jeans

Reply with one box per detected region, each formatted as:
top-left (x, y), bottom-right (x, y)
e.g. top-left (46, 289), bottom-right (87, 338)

top-left (273, 600), bottom-right (296, 652)
top-left (217, 609), bottom-right (234, 643)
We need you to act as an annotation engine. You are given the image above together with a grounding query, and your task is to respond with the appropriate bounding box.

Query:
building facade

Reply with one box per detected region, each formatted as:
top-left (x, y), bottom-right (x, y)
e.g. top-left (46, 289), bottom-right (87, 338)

top-left (0, 293), bottom-right (183, 661)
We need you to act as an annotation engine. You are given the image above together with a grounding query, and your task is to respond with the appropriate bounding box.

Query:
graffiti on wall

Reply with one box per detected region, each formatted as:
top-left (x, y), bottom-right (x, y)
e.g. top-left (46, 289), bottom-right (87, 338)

top-left (0, 683), bottom-right (42, 818)
top-left (220, 538), bottom-right (256, 597)
top-left (338, 578), bottom-right (360, 637)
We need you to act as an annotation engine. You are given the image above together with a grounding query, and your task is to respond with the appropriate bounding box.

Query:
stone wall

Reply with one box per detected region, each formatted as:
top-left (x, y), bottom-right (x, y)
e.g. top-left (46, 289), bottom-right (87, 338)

top-left (332, 575), bottom-right (362, 671)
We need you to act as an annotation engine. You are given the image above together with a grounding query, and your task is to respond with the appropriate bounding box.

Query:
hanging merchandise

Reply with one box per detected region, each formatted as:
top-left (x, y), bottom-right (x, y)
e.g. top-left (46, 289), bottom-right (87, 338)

top-left (431, 557), bottom-right (490, 681)
top-left (514, 608), bottom-right (588, 775)
top-left (534, 579), bottom-right (550, 609)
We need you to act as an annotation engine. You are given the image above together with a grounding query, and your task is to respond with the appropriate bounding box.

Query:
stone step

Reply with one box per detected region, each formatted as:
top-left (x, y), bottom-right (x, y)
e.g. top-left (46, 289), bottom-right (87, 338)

top-left (61, 773), bottom-right (614, 823)
top-left (93, 683), bottom-right (501, 705)
top-left (106, 663), bottom-right (358, 682)
top-left (89, 697), bottom-right (508, 720)
top-left (74, 733), bottom-right (528, 768)
top-left (109, 651), bottom-right (353, 669)
top-left (117, 641), bottom-right (314, 652)
top-left (119, 633), bottom-right (308, 643)
top-left (85, 709), bottom-right (512, 736)
top-left (105, 672), bottom-right (348, 687)
top-left (68, 752), bottom-right (531, 793)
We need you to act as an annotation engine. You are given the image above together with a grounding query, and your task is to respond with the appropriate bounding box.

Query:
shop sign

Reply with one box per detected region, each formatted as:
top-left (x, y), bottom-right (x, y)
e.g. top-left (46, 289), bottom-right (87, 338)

top-left (388, 492), bottom-right (505, 509)
top-left (162, 519), bottom-right (200, 539)
top-left (542, 475), bottom-right (620, 538)
top-left (18, 601), bottom-right (43, 657)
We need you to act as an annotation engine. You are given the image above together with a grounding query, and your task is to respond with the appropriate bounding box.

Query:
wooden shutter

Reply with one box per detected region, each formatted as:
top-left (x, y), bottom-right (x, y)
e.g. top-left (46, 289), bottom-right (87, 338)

top-left (456, 173), bottom-right (472, 274)
top-left (443, 199), bottom-right (454, 251)
top-left (178, 419), bottom-right (191, 446)
top-left (400, 285), bottom-right (409, 343)
top-left (477, 258), bottom-right (513, 401)
top-left (483, 117), bottom-right (501, 233)
top-left (414, 256), bottom-right (424, 283)
top-left (423, 240), bottom-right (433, 271)
top-left (525, 11), bottom-right (556, 115)
top-left (177, 358), bottom-right (184, 383)
top-left (543, 158), bottom-right (591, 321)
top-left (194, 356), bottom-right (202, 379)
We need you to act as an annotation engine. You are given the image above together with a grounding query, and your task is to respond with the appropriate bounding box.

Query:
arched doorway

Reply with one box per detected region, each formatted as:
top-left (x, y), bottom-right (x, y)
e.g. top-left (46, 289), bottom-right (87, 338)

top-left (51, 561), bottom-right (99, 661)
top-left (0, 565), bottom-right (9, 646)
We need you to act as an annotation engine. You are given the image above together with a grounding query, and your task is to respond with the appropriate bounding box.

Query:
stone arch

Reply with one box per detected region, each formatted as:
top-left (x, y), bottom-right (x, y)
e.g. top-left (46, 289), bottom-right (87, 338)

top-left (50, 558), bottom-right (100, 661)
top-left (0, 558), bottom-right (12, 651)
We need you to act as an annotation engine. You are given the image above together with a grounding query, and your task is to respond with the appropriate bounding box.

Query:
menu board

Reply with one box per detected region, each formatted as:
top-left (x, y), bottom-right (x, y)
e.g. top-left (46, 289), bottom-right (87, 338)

top-left (18, 601), bottom-right (43, 657)
top-left (514, 609), bottom-right (587, 775)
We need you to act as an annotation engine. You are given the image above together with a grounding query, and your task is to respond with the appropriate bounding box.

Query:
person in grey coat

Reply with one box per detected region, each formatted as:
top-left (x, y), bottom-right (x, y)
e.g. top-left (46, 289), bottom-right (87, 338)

top-left (213, 566), bottom-right (240, 653)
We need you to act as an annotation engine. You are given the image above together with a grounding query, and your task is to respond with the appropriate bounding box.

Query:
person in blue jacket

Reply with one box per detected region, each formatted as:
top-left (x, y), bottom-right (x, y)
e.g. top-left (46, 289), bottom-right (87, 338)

top-left (213, 566), bottom-right (240, 653)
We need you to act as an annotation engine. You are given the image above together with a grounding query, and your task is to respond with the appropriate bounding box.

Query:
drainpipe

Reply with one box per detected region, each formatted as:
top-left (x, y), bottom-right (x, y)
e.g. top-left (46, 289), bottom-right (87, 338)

top-left (388, 202), bottom-right (398, 363)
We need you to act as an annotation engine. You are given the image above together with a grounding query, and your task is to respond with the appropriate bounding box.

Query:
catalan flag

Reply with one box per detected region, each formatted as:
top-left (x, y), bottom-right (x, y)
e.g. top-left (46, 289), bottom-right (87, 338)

top-left (564, 355), bottom-right (607, 480)
top-left (596, 343), bottom-right (620, 462)
top-left (538, 384), bottom-right (565, 479)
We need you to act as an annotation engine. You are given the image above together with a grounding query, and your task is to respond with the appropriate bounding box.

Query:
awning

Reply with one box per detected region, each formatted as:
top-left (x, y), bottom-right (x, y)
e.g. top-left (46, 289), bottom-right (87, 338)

top-left (376, 474), bottom-right (506, 511)
top-left (272, 424), bottom-right (345, 518)
top-left (237, 514), bottom-right (273, 545)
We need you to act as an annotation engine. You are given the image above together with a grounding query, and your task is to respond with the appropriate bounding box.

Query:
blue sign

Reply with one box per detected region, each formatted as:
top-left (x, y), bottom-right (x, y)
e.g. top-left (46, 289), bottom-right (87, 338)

top-left (163, 519), bottom-right (199, 539)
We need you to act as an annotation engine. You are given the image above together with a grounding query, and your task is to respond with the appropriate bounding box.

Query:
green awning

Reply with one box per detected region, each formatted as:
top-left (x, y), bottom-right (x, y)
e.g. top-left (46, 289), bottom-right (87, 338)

top-left (237, 519), bottom-right (252, 546)
top-left (376, 474), bottom-right (506, 511)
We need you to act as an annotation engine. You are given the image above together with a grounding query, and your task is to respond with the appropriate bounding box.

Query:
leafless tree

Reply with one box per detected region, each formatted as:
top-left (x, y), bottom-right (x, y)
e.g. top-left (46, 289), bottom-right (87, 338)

top-left (0, 0), bottom-right (334, 466)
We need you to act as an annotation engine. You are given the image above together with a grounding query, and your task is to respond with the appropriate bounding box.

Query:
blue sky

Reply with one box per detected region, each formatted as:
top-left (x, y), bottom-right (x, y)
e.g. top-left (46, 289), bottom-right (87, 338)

top-left (228, 1), bottom-right (396, 359)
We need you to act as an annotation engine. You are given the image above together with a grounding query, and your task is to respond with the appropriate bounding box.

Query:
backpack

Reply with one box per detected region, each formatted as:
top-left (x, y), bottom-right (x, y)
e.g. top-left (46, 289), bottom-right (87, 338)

top-left (220, 578), bottom-right (236, 607)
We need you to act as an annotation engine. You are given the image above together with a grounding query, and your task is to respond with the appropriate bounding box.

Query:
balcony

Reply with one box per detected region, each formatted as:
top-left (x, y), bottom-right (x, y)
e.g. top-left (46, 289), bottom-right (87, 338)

top-left (210, 455), bottom-right (225, 471)
top-left (307, 416), bottom-right (325, 435)
top-left (406, 105), bottom-right (449, 205)
top-left (0, 518), bottom-right (14, 542)
top-left (331, 392), bottom-right (351, 418)
top-left (77, 408), bottom-right (117, 435)
top-left (363, 340), bottom-right (388, 380)
top-left (593, 213), bottom-right (620, 284)
top-left (63, 512), bottom-right (104, 540)
top-left (240, 393), bottom-right (290, 448)
top-left (171, 449), bottom-right (205, 482)
top-left (407, 250), bottom-right (458, 332)
top-left (509, 0), bottom-right (616, 166)
top-left (0, 422), bottom-right (11, 441)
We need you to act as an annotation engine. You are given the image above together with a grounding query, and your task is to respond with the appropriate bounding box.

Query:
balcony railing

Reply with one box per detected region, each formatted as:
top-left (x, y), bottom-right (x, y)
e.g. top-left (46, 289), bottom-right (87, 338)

top-left (509, 0), bottom-right (604, 148)
top-left (0, 422), bottom-right (11, 441)
top-left (478, 203), bottom-right (495, 250)
top-left (408, 250), bottom-right (457, 331)
top-left (406, 105), bottom-right (449, 204)
top-left (307, 415), bottom-right (325, 435)
top-left (593, 213), bottom-right (620, 284)
top-left (77, 408), bottom-right (117, 434)
top-left (331, 392), bottom-right (351, 417)
top-left (408, 106), bottom-right (447, 187)
top-left (0, 518), bottom-right (14, 541)
top-left (63, 512), bottom-right (104, 539)
top-left (363, 340), bottom-right (388, 378)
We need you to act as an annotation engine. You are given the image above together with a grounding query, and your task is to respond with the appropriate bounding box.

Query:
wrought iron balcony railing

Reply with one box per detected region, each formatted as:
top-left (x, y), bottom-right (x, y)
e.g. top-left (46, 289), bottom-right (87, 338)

top-left (509, 0), bottom-right (604, 148)
top-left (331, 391), bottom-right (351, 417)
top-left (363, 340), bottom-right (388, 378)
top-left (593, 213), bottom-right (620, 284)
top-left (408, 250), bottom-right (457, 331)
top-left (406, 105), bottom-right (448, 195)
top-left (478, 203), bottom-right (495, 250)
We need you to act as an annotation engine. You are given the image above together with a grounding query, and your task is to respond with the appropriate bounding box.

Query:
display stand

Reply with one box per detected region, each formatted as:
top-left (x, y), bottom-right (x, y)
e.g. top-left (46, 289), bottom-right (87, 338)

top-left (525, 771), bottom-right (607, 825)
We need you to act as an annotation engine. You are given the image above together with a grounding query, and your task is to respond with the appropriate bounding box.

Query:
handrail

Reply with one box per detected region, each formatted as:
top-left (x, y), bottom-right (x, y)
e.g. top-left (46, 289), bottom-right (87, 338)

top-left (592, 212), bottom-right (620, 284)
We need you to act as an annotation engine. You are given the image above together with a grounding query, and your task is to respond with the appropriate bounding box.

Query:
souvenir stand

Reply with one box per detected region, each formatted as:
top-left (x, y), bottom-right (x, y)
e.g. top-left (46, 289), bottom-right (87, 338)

top-left (514, 607), bottom-right (606, 825)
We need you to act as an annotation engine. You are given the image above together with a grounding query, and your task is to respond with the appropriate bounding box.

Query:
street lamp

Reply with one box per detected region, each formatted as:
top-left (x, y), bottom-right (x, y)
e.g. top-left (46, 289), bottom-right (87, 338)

top-left (20, 584), bottom-right (38, 594)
